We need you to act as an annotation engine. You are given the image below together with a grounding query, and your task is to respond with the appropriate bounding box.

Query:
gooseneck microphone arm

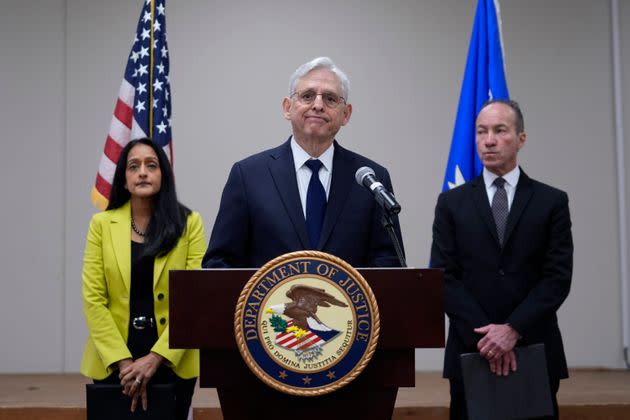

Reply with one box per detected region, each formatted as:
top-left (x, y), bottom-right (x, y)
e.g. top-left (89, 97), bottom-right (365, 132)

top-left (382, 211), bottom-right (407, 267)
top-left (355, 167), bottom-right (406, 267)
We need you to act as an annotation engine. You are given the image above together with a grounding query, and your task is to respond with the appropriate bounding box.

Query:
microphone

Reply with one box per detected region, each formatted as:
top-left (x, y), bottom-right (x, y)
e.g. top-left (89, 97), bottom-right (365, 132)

top-left (355, 166), bottom-right (401, 215)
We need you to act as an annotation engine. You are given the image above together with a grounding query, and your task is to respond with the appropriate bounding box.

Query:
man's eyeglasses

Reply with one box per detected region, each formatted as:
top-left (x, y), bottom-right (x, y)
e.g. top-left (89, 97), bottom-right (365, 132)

top-left (291, 90), bottom-right (346, 108)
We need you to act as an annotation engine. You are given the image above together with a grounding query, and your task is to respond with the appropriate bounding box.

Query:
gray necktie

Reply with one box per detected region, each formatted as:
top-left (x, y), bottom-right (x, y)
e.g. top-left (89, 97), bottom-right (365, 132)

top-left (492, 177), bottom-right (508, 245)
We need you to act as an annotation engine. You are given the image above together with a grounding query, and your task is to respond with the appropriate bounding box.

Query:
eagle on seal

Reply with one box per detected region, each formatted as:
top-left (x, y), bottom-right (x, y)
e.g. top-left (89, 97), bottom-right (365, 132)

top-left (269, 284), bottom-right (348, 331)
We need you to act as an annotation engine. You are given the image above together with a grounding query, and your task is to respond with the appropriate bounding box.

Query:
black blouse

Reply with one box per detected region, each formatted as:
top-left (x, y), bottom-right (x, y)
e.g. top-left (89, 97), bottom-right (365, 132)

top-left (127, 241), bottom-right (157, 359)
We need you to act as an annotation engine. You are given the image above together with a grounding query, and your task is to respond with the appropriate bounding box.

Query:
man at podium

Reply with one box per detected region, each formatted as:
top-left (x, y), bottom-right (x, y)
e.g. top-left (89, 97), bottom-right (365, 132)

top-left (203, 57), bottom-right (404, 269)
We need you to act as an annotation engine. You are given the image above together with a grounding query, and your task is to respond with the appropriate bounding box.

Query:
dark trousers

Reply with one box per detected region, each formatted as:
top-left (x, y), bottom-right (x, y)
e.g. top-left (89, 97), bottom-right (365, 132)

top-left (449, 376), bottom-right (560, 420)
top-left (94, 366), bottom-right (196, 420)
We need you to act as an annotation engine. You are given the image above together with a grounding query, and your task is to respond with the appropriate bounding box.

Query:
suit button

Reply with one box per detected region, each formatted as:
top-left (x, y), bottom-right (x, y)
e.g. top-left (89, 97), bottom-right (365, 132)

top-left (159, 317), bottom-right (166, 325)
top-left (498, 269), bottom-right (505, 276)
top-left (157, 293), bottom-right (165, 301)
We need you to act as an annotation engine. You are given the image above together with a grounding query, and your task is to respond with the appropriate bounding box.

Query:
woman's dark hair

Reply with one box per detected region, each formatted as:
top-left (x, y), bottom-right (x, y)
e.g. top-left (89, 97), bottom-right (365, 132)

top-left (107, 138), bottom-right (191, 257)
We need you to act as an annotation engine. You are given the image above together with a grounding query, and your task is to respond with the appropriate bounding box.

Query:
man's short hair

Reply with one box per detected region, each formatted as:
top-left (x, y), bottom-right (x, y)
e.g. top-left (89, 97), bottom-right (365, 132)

top-left (288, 57), bottom-right (350, 101)
top-left (479, 99), bottom-right (525, 134)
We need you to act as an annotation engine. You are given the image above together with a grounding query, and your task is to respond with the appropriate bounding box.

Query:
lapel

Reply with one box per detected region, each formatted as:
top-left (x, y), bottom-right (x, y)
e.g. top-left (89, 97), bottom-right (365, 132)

top-left (503, 169), bottom-right (534, 247)
top-left (268, 139), bottom-right (310, 249)
top-left (109, 202), bottom-right (132, 292)
top-left (470, 168), bottom-right (535, 250)
top-left (319, 141), bottom-right (353, 249)
top-left (154, 251), bottom-right (170, 291)
top-left (470, 175), bottom-right (501, 246)
top-left (109, 201), bottom-right (174, 291)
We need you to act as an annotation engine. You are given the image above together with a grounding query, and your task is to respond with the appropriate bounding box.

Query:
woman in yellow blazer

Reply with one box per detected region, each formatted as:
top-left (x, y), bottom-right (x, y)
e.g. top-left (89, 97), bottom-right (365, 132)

top-left (81, 138), bottom-right (205, 419)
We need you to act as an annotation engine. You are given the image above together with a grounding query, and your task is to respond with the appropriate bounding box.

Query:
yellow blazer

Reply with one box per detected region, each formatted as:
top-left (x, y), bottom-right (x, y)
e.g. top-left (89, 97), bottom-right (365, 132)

top-left (80, 201), bottom-right (206, 379)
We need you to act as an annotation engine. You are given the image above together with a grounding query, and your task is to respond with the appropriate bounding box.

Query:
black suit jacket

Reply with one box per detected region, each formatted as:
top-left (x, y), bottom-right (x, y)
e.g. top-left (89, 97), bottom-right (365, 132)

top-left (203, 139), bottom-right (403, 268)
top-left (430, 170), bottom-right (572, 383)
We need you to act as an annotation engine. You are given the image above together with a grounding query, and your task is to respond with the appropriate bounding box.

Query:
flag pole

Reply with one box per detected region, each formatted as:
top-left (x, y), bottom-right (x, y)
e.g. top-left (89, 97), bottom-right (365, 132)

top-left (149, 0), bottom-right (155, 138)
top-left (611, 0), bottom-right (630, 370)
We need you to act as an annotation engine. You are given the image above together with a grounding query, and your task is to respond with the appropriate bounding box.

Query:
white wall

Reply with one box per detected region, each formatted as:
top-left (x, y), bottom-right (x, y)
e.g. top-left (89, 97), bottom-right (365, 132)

top-left (0, 0), bottom-right (66, 372)
top-left (0, 0), bottom-right (627, 372)
top-left (620, 0), bottom-right (630, 366)
top-left (502, 0), bottom-right (620, 368)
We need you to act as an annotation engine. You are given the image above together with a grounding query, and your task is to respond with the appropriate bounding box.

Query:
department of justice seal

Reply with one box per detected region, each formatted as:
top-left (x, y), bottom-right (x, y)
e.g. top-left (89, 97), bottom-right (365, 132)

top-left (234, 251), bottom-right (380, 396)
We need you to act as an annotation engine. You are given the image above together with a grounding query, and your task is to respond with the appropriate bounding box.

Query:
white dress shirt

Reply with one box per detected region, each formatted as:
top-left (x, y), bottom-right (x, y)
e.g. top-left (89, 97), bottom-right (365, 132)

top-left (290, 137), bottom-right (334, 218)
top-left (482, 166), bottom-right (520, 211)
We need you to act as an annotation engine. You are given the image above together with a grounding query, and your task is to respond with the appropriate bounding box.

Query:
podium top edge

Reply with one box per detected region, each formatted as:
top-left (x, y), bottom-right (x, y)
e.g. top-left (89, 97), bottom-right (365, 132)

top-left (171, 267), bottom-right (441, 272)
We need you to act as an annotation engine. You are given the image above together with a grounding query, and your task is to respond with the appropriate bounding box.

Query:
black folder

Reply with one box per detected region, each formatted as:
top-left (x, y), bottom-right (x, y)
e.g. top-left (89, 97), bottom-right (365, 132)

top-left (86, 383), bottom-right (176, 420)
top-left (460, 343), bottom-right (553, 420)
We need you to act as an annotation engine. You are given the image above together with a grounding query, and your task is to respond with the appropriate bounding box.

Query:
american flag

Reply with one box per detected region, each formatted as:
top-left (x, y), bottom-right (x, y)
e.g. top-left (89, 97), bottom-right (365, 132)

top-left (91, 0), bottom-right (173, 210)
top-left (275, 320), bottom-right (330, 351)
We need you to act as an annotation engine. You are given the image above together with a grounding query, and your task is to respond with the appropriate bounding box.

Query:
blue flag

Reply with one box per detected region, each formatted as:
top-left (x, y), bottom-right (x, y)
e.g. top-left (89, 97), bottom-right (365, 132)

top-left (441, 0), bottom-right (509, 192)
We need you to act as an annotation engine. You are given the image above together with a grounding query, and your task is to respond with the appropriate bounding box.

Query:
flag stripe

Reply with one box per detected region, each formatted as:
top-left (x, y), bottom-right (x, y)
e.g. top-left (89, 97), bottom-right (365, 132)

top-left (103, 136), bottom-right (124, 165)
top-left (275, 319), bottom-right (328, 350)
top-left (107, 115), bottom-right (132, 148)
top-left (95, 172), bottom-right (112, 198)
top-left (277, 334), bottom-right (299, 346)
top-left (97, 153), bottom-right (117, 186)
top-left (114, 98), bottom-right (133, 130)
top-left (276, 330), bottom-right (324, 350)
top-left (297, 335), bottom-right (324, 350)
top-left (118, 79), bottom-right (135, 108)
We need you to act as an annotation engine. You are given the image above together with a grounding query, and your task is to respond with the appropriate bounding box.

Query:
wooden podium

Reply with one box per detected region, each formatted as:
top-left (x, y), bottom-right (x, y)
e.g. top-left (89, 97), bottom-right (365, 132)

top-left (170, 268), bottom-right (444, 419)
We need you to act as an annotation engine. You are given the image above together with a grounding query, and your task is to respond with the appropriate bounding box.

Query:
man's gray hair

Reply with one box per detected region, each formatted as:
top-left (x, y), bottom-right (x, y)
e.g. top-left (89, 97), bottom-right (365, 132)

top-left (288, 57), bottom-right (350, 101)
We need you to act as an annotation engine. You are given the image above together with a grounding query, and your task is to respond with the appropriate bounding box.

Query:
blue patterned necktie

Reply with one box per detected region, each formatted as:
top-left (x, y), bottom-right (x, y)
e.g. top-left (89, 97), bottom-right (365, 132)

top-left (304, 159), bottom-right (327, 249)
top-left (492, 177), bottom-right (509, 246)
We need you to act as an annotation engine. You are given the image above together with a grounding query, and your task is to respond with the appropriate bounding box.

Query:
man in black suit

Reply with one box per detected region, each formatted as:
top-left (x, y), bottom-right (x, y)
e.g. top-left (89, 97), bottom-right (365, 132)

top-left (203, 57), bottom-right (403, 269)
top-left (430, 100), bottom-right (573, 420)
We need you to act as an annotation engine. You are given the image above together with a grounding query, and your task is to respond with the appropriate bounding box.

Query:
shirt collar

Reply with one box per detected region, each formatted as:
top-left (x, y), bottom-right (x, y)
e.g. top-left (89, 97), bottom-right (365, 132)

top-left (483, 165), bottom-right (521, 189)
top-left (290, 136), bottom-right (334, 172)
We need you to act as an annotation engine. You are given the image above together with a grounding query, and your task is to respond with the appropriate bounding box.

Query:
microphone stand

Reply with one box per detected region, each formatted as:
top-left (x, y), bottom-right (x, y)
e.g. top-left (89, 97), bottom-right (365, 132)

top-left (382, 210), bottom-right (406, 267)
